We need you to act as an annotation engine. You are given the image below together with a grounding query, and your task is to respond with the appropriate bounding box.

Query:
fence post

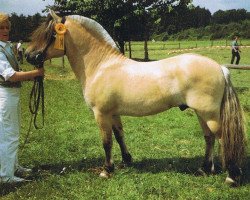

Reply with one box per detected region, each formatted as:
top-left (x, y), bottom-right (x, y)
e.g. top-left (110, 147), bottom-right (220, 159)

top-left (179, 43), bottom-right (180, 49)
top-left (144, 40), bottom-right (149, 61)
top-left (128, 41), bottom-right (132, 59)
top-left (62, 56), bottom-right (65, 68)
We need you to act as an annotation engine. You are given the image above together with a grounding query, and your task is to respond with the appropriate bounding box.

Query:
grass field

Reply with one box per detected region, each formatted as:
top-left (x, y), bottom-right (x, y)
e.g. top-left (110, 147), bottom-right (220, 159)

top-left (0, 42), bottom-right (250, 199)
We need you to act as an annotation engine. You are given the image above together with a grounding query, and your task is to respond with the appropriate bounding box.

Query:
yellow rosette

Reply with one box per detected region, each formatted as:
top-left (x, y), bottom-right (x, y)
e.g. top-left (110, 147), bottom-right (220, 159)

top-left (54, 23), bottom-right (67, 50)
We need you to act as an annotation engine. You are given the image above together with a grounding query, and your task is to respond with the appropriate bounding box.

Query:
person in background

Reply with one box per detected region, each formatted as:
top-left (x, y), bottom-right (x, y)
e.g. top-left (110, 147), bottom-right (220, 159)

top-left (17, 40), bottom-right (23, 64)
top-left (0, 12), bottom-right (44, 184)
top-left (231, 36), bottom-right (241, 65)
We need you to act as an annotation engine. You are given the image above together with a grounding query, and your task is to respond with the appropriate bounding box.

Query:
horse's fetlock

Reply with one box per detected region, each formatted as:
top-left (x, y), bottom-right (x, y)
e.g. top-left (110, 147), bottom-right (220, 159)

top-left (122, 153), bottom-right (132, 164)
top-left (202, 161), bottom-right (214, 174)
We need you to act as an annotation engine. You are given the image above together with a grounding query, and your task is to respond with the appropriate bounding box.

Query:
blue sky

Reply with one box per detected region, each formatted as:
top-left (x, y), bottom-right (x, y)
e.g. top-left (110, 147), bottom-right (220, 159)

top-left (0, 0), bottom-right (250, 16)
top-left (192, 0), bottom-right (250, 14)
top-left (0, 0), bottom-right (54, 16)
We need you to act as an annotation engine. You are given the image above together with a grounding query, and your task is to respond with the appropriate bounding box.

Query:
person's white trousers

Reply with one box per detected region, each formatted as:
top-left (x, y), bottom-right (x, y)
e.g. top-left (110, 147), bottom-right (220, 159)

top-left (0, 86), bottom-right (20, 178)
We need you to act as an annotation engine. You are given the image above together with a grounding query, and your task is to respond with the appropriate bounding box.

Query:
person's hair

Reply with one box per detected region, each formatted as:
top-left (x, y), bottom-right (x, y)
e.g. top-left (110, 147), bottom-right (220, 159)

top-left (0, 12), bottom-right (11, 28)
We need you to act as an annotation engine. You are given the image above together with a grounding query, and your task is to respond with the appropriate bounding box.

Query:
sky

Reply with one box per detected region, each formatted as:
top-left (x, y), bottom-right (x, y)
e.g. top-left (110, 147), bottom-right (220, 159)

top-left (0, 0), bottom-right (54, 16)
top-left (192, 0), bottom-right (250, 14)
top-left (0, 0), bottom-right (250, 16)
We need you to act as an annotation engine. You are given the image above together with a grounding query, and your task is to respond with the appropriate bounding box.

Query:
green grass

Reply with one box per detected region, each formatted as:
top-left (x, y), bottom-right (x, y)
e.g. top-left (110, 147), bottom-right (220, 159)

top-left (1, 42), bottom-right (250, 199)
top-left (126, 40), bottom-right (250, 61)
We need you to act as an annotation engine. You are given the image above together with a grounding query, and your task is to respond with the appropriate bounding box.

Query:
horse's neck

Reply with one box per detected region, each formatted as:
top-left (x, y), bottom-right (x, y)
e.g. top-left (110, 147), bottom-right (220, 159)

top-left (85, 44), bottom-right (123, 75)
top-left (66, 37), bottom-right (124, 88)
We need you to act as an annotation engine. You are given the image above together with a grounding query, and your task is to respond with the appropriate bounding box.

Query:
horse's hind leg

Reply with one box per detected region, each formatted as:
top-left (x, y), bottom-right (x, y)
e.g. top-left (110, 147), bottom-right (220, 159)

top-left (112, 115), bottom-right (132, 165)
top-left (197, 115), bottom-right (216, 175)
top-left (93, 110), bottom-right (114, 178)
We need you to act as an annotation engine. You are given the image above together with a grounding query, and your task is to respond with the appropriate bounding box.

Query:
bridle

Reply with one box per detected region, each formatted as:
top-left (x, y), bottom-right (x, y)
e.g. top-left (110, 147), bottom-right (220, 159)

top-left (27, 16), bottom-right (67, 67)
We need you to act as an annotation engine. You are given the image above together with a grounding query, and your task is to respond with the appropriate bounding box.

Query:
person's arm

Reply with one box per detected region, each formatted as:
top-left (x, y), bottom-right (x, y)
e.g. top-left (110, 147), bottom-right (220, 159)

top-left (8, 68), bottom-right (44, 82)
top-left (232, 41), bottom-right (237, 52)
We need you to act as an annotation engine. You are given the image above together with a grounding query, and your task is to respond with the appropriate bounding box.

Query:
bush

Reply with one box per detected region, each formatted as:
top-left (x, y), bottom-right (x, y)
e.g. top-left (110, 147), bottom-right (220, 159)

top-left (153, 20), bottom-right (250, 40)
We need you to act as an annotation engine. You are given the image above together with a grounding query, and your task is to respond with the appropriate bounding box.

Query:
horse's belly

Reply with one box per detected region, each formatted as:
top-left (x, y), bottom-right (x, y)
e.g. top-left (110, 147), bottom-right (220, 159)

top-left (117, 101), bottom-right (171, 116)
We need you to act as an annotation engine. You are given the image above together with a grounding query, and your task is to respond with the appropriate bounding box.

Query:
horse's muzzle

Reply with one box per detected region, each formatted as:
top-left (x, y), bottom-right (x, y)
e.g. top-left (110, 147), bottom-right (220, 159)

top-left (25, 52), bottom-right (45, 67)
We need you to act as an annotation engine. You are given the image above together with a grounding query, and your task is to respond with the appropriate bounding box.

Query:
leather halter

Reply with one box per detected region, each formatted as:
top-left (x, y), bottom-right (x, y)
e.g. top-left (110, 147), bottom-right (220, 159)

top-left (31, 16), bottom-right (67, 67)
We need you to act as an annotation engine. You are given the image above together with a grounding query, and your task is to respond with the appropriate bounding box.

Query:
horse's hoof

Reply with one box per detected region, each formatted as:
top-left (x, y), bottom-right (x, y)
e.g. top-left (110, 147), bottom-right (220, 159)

top-left (99, 164), bottom-right (114, 178)
top-left (99, 171), bottom-right (111, 178)
top-left (122, 153), bottom-right (133, 165)
top-left (225, 176), bottom-right (239, 187)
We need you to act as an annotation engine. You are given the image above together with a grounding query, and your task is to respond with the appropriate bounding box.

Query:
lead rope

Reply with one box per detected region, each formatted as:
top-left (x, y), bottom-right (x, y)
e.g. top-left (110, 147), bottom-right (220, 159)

top-left (20, 67), bottom-right (44, 152)
top-left (29, 75), bottom-right (44, 129)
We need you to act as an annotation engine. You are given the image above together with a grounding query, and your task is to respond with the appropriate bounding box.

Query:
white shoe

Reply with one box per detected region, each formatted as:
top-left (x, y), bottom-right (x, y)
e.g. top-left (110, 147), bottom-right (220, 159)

top-left (16, 165), bottom-right (32, 173)
top-left (15, 165), bottom-right (32, 177)
top-left (0, 176), bottom-right (30, 184)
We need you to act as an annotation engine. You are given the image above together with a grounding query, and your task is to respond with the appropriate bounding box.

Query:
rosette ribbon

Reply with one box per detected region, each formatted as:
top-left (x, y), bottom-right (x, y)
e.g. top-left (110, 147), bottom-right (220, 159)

top-left (54, 23), bottom-right (67, 50)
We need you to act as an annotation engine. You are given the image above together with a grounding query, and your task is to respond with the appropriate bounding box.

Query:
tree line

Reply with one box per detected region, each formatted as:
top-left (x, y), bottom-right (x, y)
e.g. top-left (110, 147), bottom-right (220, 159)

top-left (9, 0), bottom-right (250, 54)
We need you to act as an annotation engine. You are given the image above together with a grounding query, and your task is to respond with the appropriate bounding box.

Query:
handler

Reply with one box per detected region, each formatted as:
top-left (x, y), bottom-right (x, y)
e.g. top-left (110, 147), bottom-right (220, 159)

top-left (0, 12), bottom-right (44, 184)
top-left (231, 36), bottom-right (241, 65)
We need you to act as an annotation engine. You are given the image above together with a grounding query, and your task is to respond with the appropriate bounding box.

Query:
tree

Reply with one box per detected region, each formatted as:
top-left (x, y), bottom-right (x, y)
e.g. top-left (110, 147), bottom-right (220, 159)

top-left (9, 13), bottom-right (44, 42)
top-left (212, 9), bottom-right (248, 24)
top-left (50, 0), bottom-right (190, 60)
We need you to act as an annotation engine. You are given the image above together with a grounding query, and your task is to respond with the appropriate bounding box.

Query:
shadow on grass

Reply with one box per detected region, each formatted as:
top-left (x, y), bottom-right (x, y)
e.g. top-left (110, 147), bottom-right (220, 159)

top-left (131, 155), bottom-right (250, 185)
top-left (15, 156), bottom-right (250, 183)
top-left (0, 157), bottom-right (103, 197)
top-left (132, 156), bottom-right (222, 175)
top-left (1, 156), bottom-right (249, 196)
top-left (0, 182), bottom-right (28, 196)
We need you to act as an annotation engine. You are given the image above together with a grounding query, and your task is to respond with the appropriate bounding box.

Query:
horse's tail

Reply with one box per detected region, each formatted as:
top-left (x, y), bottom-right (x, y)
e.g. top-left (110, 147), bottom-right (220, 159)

top-left (220, 66), bottom-right (247, 169)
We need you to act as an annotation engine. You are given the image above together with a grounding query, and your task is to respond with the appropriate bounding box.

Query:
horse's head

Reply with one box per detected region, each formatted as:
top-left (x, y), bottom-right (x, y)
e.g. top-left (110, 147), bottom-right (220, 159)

top-left (25, 10), bottom-right (66, 66)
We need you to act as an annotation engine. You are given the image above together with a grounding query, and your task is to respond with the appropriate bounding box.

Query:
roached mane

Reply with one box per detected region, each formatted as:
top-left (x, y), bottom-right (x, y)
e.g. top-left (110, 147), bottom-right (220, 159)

top-left (68, 15), bottom-right (119, 50)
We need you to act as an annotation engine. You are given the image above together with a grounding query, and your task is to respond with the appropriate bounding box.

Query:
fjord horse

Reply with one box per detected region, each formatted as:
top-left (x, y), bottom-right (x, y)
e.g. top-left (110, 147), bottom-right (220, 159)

top-left (25, 11), bottom-right (247, 186)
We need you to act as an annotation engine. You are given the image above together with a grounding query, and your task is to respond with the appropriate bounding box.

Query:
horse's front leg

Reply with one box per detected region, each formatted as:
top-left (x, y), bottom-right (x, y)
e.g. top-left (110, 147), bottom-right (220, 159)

top-left (94, 110), bottom-right (114, 178)
top-left (112, 115), bottom-right (132, 165)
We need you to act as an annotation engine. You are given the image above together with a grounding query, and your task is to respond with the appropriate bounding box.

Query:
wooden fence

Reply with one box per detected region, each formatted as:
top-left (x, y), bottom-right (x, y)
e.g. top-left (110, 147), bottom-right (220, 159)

top-left (125, 40), bottom-right (250, 52)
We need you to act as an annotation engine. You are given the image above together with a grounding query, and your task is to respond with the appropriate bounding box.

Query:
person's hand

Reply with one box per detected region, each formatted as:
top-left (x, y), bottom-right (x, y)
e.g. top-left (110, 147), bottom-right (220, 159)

top-left (36, 67), bottom-right (45, 77)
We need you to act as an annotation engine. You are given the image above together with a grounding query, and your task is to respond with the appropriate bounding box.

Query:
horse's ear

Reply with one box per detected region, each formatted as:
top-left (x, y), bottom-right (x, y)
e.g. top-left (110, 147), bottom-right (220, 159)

top-left (49, 9), bottom-right (61, 23)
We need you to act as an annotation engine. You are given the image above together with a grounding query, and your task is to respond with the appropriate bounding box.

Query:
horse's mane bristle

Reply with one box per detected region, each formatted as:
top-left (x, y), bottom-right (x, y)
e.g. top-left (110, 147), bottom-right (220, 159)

top-left (30, 18), bottom-right (55, 48)
top-left (68, 15), bottom-right (118, 50)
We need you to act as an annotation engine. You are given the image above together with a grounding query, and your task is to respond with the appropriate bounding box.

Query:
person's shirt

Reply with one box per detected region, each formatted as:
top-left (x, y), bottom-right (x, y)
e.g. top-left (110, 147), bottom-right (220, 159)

top-left (0, 40), bottom-right (16, 81)
top-left (232, 40), bottom-right (239, 51)
top-left (17, 42), bottom-right (23, 52)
